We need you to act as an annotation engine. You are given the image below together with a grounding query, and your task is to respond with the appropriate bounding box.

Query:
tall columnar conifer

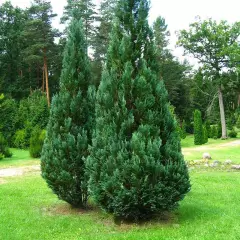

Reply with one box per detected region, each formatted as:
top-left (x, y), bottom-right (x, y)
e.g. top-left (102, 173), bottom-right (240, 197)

top-left (88, 0), bottom-right (190, 220)
top-left (194, 110), bottom-right (203, 145)
top-left (41, 19), bottom-right (94, 208)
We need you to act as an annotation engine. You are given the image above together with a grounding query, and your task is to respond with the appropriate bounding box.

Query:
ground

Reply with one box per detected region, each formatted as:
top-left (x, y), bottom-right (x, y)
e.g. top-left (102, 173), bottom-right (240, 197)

top-left (0, 136), bottom-right (240, 240)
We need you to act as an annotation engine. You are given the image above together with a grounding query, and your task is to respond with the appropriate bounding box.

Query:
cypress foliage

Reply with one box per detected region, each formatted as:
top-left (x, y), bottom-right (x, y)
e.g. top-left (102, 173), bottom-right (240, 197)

top-left (41, 19), bottom-right (94, 208)
top-left (194, 110), bottom-right (203, 145)
top-left (202, 124), bottom-right (208, 144)
top-left (88, 0), bottom-right (190, 220)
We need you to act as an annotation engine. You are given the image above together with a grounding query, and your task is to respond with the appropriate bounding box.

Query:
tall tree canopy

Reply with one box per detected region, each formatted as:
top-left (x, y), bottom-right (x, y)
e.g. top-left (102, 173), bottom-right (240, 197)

top-left (23, 0), bottom-right (60, 106)
top-left (178, 18), bottom-right (240, 138)
top-left (61, 0), bottom-right (96, 46)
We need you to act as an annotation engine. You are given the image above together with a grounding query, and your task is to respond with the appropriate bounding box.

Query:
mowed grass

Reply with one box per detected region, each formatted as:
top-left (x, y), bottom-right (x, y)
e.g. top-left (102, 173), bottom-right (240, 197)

top-left (1, 140), bottom-right (240, 239)
top-left (182, 135), bottom-right (240, 163)
top-left (0, 148), bottom-right (39, 168)
top-left (1, 172), bottom-right (240, 240)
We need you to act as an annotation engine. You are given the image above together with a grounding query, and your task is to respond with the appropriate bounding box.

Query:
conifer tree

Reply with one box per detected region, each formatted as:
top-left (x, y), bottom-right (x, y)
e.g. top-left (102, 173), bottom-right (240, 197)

top-left (181, 120), bottom-right (187, 139)
top-left (41, 19), bottom-right (94, 208)
top-left (194, 110), bottom-right (203, 145)
top-left (61, 0), bottom-right (96, 46)
top-left (88, 0), bottom-right (190, 220)
top-left (202, 124), bottom-right (208, 144)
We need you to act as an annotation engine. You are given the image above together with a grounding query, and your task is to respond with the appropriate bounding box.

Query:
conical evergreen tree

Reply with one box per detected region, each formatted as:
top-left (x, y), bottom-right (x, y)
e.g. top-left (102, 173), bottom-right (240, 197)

top-left (88, 0), bottom-right (190, 220)
top-left (194, 110), bottom-right (203, 145)
top-left (41, 19), bottom-right (94, 208)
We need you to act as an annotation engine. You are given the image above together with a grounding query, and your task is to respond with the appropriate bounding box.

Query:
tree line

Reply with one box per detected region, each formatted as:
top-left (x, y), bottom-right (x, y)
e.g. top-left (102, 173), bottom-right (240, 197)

top-left (0, 0), bottom-right (239, 153)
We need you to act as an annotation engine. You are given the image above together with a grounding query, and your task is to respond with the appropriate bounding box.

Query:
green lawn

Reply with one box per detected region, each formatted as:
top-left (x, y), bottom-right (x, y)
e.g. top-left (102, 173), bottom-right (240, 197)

top-left (1, 172), bottom-right (240, 240)
top-left (182, 135), bottom-right (240, 163)
top-left (0, 148), bottom-right (39, 168)
top-left (1, 140), bottom-right (240, 239)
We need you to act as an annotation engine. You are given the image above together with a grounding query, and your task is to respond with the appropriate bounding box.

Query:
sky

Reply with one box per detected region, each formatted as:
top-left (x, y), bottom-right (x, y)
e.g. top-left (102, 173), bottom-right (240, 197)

top-left (2, 0), bottom-right (240, 65)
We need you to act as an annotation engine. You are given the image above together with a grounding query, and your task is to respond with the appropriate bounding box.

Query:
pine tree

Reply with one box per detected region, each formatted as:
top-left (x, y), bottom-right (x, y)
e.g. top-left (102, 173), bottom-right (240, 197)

top-left (61, 0), bottom-right (96, 46)
top-left (194, 110), bottom-right (203, 145)
top-left (41, 19), bottom-right (94, 208)
top-left (88, 0), bottom-right (190, 220)
top-left (23, 0), bottom-right (59, 106)
top-left (92, 0), bottom-right (118, 86)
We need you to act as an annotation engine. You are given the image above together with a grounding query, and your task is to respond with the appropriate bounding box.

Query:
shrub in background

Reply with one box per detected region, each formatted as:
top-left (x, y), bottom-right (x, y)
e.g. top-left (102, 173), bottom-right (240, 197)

top-left (228, 129), bottom-right (237, 138)
top-left (0, 133), bottom-right (12, 159)
top-left (236, 115), bottom-right (240, 129)
top-left (205, 120), bottom-right (211, 138)
top-left (211, 125), bottom-right (218, 139)
top-left (194, 110), bottom-right (203, 145)
top-left (180, 120), bottom-right (187, 139)
top-left (202, 124), bottom-right (208, 144)
top-left (30, 127), bottom-right (46, 158)
top-left (0, 94), bottom-right (18, 145)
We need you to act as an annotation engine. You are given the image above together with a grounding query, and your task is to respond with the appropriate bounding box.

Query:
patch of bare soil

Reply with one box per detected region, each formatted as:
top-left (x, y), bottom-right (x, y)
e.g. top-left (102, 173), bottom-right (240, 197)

top-left (42, 203), bottom-right (95, 216)
top-left (0, 165), bottom-right (40, 177)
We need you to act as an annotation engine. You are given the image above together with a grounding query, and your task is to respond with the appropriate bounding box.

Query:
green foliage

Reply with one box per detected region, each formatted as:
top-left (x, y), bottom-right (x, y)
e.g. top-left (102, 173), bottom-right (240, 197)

top-left (0, 133), bottom-right (12, 159)
top-left (13, 129), bottom-right (28, 149)
top-left (29, 127), bottom-right (46, 158)
top-left (211, 126), bottom-right (218, 139)
top-left (202, 124), bottom-right (208, 144)
top-left (194, 110), bottom-right (203, 145)
top-left (205, 120), bottom-right (211, 138)
top-left (88, 0), bottom-right (190, 220)
top-left (41, 19), bottom-right (95, 208)
top-left (61, 0), bottom-right (96, 46)
top-left (228, 129), bottom-right (237, 138)
top-left (181, 120), bottom-right (187, 139)
top-left (0, 94), bottom-right (18, 144)
top-left (236, 115), bottom-right (240, 129)
top-left (17, 90), bottom-right (49, 130)
top-left (153, 16), bottom-right (192, 121)
top-left (178, 18), bottom-right (240, 139)
top-left (217, 123), bottom-right (222, 138)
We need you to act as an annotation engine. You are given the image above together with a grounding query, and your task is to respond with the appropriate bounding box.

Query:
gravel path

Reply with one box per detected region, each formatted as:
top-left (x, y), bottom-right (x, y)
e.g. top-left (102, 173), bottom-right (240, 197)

top-left (0, 165), bottom-right (40, 178)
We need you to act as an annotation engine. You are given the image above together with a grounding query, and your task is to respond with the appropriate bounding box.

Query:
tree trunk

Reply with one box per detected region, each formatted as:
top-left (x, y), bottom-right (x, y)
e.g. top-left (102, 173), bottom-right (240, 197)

top-left (42, 67), bottom-right (45, 92)
top-left (43, 52), bottom-right (50, 107)
top-left (218, 86), bottom-right (227, 139)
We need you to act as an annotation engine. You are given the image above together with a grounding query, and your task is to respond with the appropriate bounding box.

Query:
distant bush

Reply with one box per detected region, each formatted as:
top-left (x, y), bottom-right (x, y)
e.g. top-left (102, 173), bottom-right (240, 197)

top-left (211, 126), bottom-right (218, 139)
top-left (236, 115), bottom-right (240, 129)
top-left (0, 94), bottom-right (18, 145)
top-left (194, 110), bottom-right (203, 145)
top-left (13, 129), bottom-right (28, 149)
top-left (228, 129), bottom-right (237, 138)
top-left (202, 124), bottom-right (208, 144)
top-left (180, 120), bottom-right (187, 139)
top-left (0, 133), bottom-right (12, 159)
top-left (29, 127), bottom-right (46, 158)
